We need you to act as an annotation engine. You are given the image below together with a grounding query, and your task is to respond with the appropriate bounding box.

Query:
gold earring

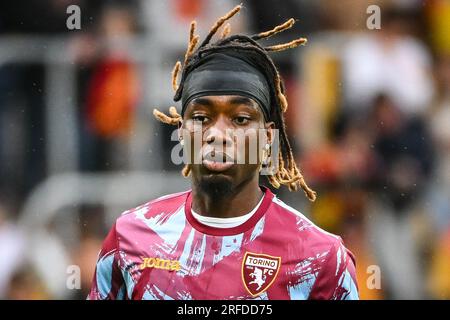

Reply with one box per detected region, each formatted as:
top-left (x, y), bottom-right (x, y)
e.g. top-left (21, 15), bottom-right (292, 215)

top-left (261, 143), bottom-right (271, 169)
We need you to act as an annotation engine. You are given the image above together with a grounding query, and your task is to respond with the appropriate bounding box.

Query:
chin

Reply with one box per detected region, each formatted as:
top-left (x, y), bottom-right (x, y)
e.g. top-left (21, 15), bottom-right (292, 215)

top-left (198, 174), bottom-right (234, 197)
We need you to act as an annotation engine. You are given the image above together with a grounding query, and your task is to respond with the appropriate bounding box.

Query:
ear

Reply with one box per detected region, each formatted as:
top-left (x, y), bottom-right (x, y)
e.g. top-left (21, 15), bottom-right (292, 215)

top-left (264, 121), bottom-right (275, 146)
top-left (177, 119), bottom-right (184, 141)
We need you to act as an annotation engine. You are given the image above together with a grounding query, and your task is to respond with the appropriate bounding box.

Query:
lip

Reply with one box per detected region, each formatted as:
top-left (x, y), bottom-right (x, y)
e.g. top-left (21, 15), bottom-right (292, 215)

top-left (202, 159), bottom-right (234, 172)
top-left (201, 151), bottom-right (235, 172)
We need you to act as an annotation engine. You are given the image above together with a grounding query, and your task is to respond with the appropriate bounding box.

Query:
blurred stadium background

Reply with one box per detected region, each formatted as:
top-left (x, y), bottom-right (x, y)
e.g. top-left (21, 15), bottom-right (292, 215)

top-left (0, 0), bottom-right (449, 300)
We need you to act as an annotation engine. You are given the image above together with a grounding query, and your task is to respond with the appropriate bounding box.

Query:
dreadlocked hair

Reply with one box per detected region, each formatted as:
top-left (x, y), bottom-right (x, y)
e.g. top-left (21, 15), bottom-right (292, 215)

top-left (153, 4), bottom-right (316, 201)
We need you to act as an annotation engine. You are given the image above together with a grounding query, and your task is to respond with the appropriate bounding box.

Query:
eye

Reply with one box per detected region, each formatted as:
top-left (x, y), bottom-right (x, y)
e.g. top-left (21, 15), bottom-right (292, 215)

top-left (234, 116), bottom-right (251, 125)
top-left (192, 115), bottom-right (209, 123)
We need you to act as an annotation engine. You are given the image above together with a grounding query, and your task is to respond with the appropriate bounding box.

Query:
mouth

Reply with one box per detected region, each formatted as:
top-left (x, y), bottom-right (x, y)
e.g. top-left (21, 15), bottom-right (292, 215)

top-left (201, 150), bottom-right (235, 173)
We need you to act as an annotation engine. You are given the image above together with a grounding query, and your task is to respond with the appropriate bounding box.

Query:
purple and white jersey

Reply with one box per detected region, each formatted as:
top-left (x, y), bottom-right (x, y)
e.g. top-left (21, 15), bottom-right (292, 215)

top-left (88, 187), bottom-right (359, 300)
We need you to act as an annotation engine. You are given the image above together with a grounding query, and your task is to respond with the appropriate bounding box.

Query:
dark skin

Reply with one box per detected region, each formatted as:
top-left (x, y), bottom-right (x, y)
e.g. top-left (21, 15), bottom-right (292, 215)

top-left (180, 95), bottom-right (274, 219)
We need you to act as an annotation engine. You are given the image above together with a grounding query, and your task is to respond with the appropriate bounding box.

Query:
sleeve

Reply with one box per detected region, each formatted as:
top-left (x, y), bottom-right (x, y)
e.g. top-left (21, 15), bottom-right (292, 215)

top-left (87, 223), bottom-right (127, 300)
top-left (308, 238), bottom-right (359, 300)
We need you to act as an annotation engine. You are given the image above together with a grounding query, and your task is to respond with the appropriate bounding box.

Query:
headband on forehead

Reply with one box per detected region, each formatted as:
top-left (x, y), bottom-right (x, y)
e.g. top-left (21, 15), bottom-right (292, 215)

top-left (181, 51), bottom-right (272, 121)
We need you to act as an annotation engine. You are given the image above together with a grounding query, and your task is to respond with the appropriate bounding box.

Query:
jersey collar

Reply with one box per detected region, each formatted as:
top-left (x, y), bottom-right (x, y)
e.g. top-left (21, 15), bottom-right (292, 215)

top-left (184, 186), bottom-right (274, 236)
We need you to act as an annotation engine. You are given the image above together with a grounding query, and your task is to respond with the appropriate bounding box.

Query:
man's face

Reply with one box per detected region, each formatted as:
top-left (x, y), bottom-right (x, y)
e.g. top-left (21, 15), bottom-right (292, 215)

top-left (181, 95), bottom-right (274, 195)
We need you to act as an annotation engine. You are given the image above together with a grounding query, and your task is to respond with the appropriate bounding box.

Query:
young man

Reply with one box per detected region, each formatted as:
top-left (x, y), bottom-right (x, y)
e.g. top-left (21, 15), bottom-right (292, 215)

top-left (88, 5), bottom-right (358, 300)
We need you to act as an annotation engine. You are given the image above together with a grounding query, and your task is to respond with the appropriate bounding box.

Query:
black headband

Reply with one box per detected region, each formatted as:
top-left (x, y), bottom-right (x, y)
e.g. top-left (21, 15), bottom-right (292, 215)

top-left (180, 51), bottom-right (272, 120)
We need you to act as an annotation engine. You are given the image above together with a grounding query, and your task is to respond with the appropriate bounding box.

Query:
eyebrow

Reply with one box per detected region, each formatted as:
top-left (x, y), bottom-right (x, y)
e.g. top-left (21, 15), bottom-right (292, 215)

top-left (190, 97), bottom-right (214, 107)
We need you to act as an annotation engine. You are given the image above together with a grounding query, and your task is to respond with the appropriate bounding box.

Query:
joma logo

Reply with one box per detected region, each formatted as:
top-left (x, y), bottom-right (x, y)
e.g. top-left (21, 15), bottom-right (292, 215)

top-left (140, 257), bottom-right (181, 272)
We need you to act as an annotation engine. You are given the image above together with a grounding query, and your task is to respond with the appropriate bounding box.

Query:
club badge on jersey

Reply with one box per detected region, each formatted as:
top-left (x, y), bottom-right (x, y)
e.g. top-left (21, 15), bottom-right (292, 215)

top-left (241, 252), bottom-right (281, 297)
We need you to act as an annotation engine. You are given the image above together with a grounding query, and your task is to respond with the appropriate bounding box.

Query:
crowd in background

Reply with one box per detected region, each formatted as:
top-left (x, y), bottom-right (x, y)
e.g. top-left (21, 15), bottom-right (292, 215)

top-left (0, 0), bottom-right (449, 299)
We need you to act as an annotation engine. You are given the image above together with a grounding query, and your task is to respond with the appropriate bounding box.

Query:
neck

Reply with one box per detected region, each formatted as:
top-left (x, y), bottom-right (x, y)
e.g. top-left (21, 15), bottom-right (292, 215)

top-left (191, 175), bottom-right (263, 219)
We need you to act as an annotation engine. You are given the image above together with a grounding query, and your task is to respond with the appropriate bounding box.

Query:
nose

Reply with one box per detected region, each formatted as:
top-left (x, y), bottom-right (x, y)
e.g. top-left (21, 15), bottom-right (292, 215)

top-left (204, 116), bottom-right (233, 147)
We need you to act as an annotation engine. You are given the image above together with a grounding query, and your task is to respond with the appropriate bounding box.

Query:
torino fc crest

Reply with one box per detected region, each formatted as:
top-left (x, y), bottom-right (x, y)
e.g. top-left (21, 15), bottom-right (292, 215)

top-left (242, 252), bottom-right (281, 297)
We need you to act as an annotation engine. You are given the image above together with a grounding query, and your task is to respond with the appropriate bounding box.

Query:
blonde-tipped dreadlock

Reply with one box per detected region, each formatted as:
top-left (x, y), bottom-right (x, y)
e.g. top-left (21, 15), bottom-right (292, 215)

top-left (221, 23), bottom-right (231, 39)
top-left (265, 38), bottom-right (307, 52)
top-left (153, 4), bottom-right (316, 201)
top-left (171, 61), bottom-right (181, 91)
top-left (252, 18), bottom-right (295, 40)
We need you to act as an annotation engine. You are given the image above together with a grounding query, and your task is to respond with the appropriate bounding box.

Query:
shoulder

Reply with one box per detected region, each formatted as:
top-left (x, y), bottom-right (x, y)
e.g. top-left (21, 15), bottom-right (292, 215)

top-left (269, 197), bottom-right (358, 299)
top-left (270, 196), bottom-right (343, 250)
top-left (268, 196), bottom-right (358, 299)
top-left (114, 190), bottom-right (189, 233)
